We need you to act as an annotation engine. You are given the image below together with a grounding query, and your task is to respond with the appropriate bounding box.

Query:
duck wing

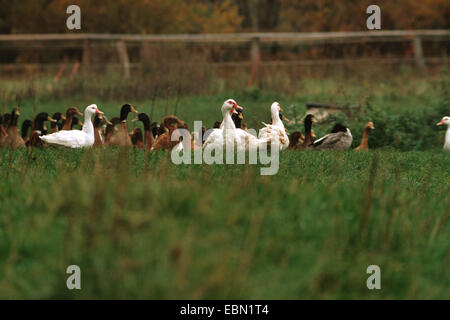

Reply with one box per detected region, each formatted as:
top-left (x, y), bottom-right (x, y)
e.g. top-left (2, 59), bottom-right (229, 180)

top-left (312, 132), bottom-right (352, 150)
top-left (40, 130), bottom-right (89, 148)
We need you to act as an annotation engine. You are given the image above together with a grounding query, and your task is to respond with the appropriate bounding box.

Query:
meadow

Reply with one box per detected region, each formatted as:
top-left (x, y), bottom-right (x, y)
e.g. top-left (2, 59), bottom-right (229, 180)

top-left (0, 68), bottom-right (449, 299)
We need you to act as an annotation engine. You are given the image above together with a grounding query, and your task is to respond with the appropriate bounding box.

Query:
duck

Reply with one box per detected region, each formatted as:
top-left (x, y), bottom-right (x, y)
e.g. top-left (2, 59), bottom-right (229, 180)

top-left (132, 112), bottom-right (155, 149)
top-left (104, 117), bottom-right (121, 145)
top-left (4, 107), bottom-right (26, 148)
top-left (50, 112), bottom-right (66, 133)
top-left (21, 119), bottom-right (33, 145)
top-left (288, 131), bottom-right (305, 150)
top-left (258, 102), bottom-right (290, 151)
top-left (295, 114), bottom-right (316, 150)
top-left (61, 107), bottom-right (84, 130)
top-left (108, 104), bottom-right (139, 147)
top-left (39, 104), bottom-right (104, 148)
top-left (28, 113), bottom-right (56, 147)
top-left (355, 121), bottom-right (375, 151)
top-left (436, 116), bottom-right (450, 151)
top-left (203, 99), bottom-right (255, 152)
top-left (311, 123), bottom-right (353, 151)
top-left (93, 113), bottom-right (111, 147)
top-left (130, 127), bottom-right (145, 149)
top-left (152, 115), bottom-right (187, 151)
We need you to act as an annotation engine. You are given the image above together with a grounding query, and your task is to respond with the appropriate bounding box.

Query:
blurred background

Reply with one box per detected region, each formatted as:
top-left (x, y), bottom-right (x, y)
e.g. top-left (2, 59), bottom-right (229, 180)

top-left (0, 0), bottom-right (449, 99)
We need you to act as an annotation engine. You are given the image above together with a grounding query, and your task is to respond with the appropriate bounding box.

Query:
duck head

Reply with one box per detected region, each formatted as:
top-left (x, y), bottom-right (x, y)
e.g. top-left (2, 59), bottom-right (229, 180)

top-left (33, 112), bottom-right (56, 133)
top-left (437, 116), bottom-right (450, 127)
top-left (365, 121), bottom-right (375, 131)
top-left (9, 107), bottom-right (20, 126)
top-left (120, 104), bottom-right (139, 121)
top-left (65, 107), bottom-right (83, 118)
top-left (132, 113), bottom-right (151, 130)
top-left (222, 99), bottom-right (242, 116)
top-left (84, 104), bottom-right (104, 117)
top-left (51, 112), bottom-right (66, 129)
top-left (331, 123), bottom-right (348, 133)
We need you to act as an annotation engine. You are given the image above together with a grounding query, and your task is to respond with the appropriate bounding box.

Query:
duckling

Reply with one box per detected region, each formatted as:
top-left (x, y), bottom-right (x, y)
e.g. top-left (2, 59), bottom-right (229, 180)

top-left (93, 113), bottom-right (112, 147)
top-left (61, 107), bottom-right (83, 130)
top-left (312, 123), bottom-right (353, 151)
top-left (50, 112), bottom-right (66, 133)
top-left (355, 121), bottom-right (375, 151)
top-left (21, 119), bottom-right (33, 145)
top-left (4, 107), bottom-right (26, 148)
top-left (130, 127), bottom-right (145, 149)
top-left (28, 112), bottom-right (56, 147)
top-left (132, 113), bottom-right (155, 149)
top-left (289, 131), bottom-right (305, 150)
top-left (108, 104), bottom-right (139, 147)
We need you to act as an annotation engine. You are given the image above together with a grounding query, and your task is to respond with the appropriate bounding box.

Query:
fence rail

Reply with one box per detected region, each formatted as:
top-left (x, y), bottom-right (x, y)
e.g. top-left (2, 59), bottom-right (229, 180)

top-left (1, 30), bottom-right (449, 83)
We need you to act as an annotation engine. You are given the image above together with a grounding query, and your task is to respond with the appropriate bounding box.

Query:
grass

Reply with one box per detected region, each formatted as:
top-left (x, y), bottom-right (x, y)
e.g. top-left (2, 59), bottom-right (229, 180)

top-left (0, 148), bottom-right (448, 299)
top-left (0, 71), bottom-right (449, 299)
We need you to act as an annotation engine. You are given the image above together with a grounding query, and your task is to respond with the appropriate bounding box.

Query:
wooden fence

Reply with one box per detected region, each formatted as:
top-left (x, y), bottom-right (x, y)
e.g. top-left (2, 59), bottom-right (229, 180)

top-left (1, 30), bottom-right (449, 84)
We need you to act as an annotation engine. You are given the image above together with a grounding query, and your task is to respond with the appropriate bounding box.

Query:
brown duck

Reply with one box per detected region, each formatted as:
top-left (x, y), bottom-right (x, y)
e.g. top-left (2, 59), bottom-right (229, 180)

top-left (4, 107), bottom-right (26, 148)
top-left (61, 107), bottom-right (83, 130)
top-left (355, 122), bottom-right (375, 151)
top-left (108, 104), bottom-right (139, 147)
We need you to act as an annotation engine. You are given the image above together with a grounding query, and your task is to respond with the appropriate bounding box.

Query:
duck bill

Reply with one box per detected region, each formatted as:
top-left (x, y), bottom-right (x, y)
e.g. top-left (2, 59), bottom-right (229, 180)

top-left (436, 121), bottom-right (444, 126)
top-left (95, 109), bottom-right (104, 115)
top-left (234, 105), bottom-right (243, 111)
top-left (131, 117), bottom-right (139, 122)
top-left (76, 110), bottom-right (83, 116)
top-left (130, 106), bottom-right (139, 114)
top-left (61, 115), bottom-right (67, 121)
top-left (238, 113), bottom-right (244, 119)
top-left (48, 116), bottom-right (57, 123)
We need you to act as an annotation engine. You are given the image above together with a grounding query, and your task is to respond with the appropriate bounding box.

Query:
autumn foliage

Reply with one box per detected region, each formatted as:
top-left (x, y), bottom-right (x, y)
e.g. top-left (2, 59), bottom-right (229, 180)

top-left (0, 0), bottom-right (448, 34)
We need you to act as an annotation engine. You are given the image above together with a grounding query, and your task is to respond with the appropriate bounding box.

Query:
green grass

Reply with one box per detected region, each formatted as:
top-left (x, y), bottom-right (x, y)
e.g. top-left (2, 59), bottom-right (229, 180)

top-left (0, 73), bottom-right (449, 299)
top-left (0, 148), bottom-right (448, 299)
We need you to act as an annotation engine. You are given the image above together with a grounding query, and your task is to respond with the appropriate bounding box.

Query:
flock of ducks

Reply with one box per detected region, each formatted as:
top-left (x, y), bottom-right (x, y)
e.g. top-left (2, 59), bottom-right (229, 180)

top-left (0, 99), bottom-right (449, 152)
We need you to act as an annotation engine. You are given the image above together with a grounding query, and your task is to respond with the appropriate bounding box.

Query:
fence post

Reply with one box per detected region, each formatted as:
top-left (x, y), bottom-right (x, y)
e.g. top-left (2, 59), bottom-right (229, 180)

top-left (248, 37), bottom-right (261, 87)
top-left (413, 35), bottom-right (425, 69)
top-left (116, 40), bottom-right (131, 78)
top-left (82, 39), bottom-right (90, 73)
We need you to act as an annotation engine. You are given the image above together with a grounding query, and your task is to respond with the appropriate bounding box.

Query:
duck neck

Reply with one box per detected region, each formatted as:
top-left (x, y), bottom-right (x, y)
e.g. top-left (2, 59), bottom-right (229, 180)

top-left (445, 126), bottom-right (450, 148)
top-left (82, 113), bottom-right (94, 136)
top-left (222, 110), bottom-right (236, 130)
top-left (62, 116), bottom-right (73, 130)
top-left (304, 119), bottom-right (313, 145)
top-left (358, 127), bottom-right (371, 149)
top-left (272, 110), bottom-right (283, 128)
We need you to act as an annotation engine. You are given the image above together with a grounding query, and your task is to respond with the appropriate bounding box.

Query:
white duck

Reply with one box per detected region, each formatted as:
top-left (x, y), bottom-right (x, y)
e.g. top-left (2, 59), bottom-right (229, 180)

top-left (258, 102), bottom-right (289, 151)
top-left (437, 116), bottom-right (450, 151)
top-left (203, 99), bottom-right (241, 151)
top-left (39, 104), bottom-right (104, 148)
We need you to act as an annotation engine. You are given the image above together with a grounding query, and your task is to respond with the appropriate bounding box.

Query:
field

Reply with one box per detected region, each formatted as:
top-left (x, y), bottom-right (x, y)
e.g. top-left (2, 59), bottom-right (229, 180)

top-left (0, 70), bottom-right (449, 299)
